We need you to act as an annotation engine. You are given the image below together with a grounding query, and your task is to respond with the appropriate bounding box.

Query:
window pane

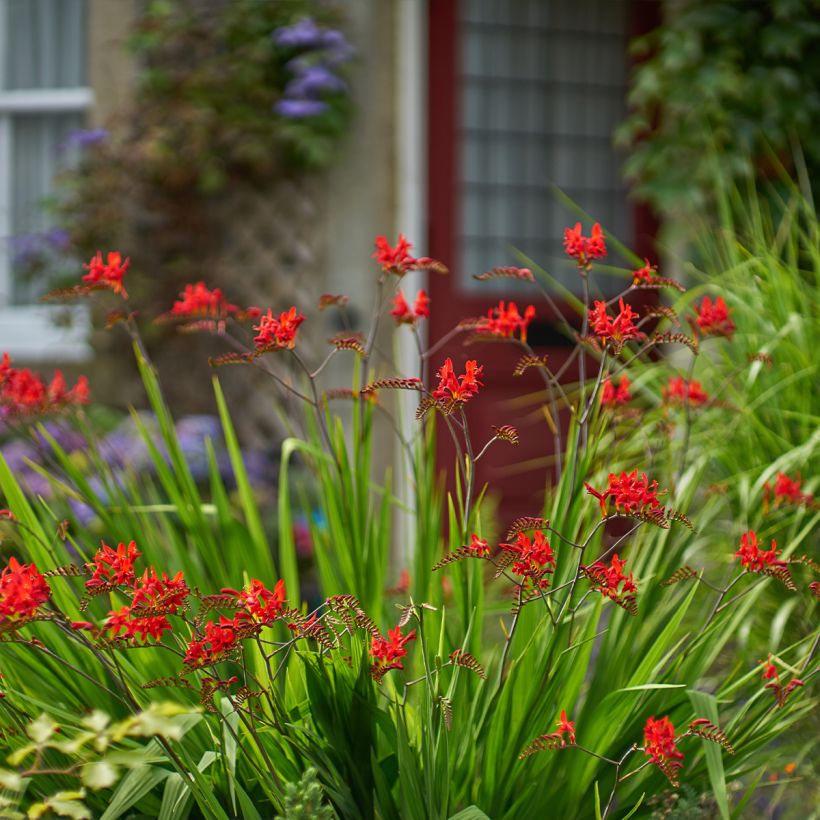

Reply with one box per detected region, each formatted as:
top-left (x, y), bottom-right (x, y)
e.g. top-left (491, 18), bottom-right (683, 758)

top-left (457, 0), bottom-right (632, 294)
top-left (3, 0), bottom-right (87, 90)
top-left (10, 112), bottom-right (84, 304)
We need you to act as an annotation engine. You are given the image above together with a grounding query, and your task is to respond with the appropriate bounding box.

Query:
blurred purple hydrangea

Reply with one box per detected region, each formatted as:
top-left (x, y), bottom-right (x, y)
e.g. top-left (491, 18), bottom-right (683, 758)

top-left (8, 228), bottom-right (70, 268)
top-left (61, 127), bottom-right (109, 152)
top-left (272, 17), bottom-right (353, 120)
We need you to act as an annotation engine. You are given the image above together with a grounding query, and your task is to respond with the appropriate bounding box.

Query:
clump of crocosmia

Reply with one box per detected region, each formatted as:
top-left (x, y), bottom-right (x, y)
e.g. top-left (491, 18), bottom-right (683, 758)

top-left (588, 299), bottom-right (645, 349)
top-left (581, 554), bottom-right (637, 607)
top-left (734, 531), bottom-right (787, 573)
top-left (563, 222), bottom-right (606, 265)
top-left (373, 234), bottom-right (446, 277)
top-left (500, 530), bottom-right (556, 592)
top-left (0, 353), bottom-right (89, 419)
top-left (632, 258), bottom-right (658, 284)
top-left (644, 716), bottom-right (684, 781)
top-left (585, 470), bottom-right (663, 518)
top-left (391, 290), bottom-right (430, 324)
top-left (761, 655), bottom-right (804, 707)
top-left (663, 376), bottom-right (709, 406)
top-left (692, 295), bottom-right (735, 340)
top-left (600, 374), bottom-right (631, 407)
top-left (764, 471), bottom-right (814, 509)
top-left (476, 301), bottom-right (536, 343)
top-left (370, 625), bottom-right (416, 680)
top-left (432, 358), bottom-right (483, 405)
top-left (82, 251), bottom-right (130, 298)
top-left (272, 18), bottom-right (353, 119)
top-left (253, 307), bottom-right (305, 351)
top-left (0, 558), bottom-right (51, 624)
top-left (85, 541), bottom-right (141, 590)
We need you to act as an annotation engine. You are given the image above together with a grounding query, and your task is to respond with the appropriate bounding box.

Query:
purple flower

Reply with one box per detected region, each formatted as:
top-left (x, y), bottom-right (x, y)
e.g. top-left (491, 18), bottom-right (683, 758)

top-left (322, 30), bottom-right (355, 64)
top-left (8, 229), bottom-right (71, 268)
top-left (272, 18), bottom-right (325, 49)
top-left (286, 64), bottom-right (347, 98)
top-left (61, 128), bottom-right (109, 151)
top-left (274, 98), bottom-right (329, 118)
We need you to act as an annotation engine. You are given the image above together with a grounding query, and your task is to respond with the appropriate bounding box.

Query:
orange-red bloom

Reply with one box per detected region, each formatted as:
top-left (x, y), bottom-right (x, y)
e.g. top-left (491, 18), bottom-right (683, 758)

top-left (222, 578), bottom-right (286, 625)
top-left (760, 655), bottom-right (804, 707)
top-left (588, 299), bottom-right (645, 347)
top-left (693, 296), bottom-right (735, 340)
top-left (184, 617), bottom-right (239, 667)
top-left (391, 289), bottom-right (430, 324)
top-left (476, 301), bottom-right (536, 343)
top-left (734, 531), bottom-right (787, 573)
top-left (663, 376), bottom-right (709, 406)
top-left (556, 710), bottom-right (576, 746)
top-left (632, 258), bottom-right (658, 284)
top-left (644, 716), bottom-right (684, 777)
top-left (371, 625), bottom-right (416, 671)
top-left (468, 534), bottom-right (490, 556)
top-left (432, 358), bottom-right (483, 404)
top-left (0, 558), bottom-right (51, 623)
top-left (563, 222), bottom-right (606, 264)
top-left (172, 282), bottom-right (238, 318)
top-left (253, 307), bottom-right (305, 351)
top-left (764, 472), bottom-right (814, 508)
top-left (372, 234), bottom-right (444, 276)
top-left (581, 553), bottom-right (637, 602)
top-left (0, 354), bottom-right (89, 418)
top-left (601, 374), bottom-right (631, 407)
top-left (585, 470), bottom-right (663, 518)
top-left (500, 530), bottom-right (556, 591)
top-left (82, 251), bottom-right (130, 298)
top-left (86, 540), bottom-right (142, 590)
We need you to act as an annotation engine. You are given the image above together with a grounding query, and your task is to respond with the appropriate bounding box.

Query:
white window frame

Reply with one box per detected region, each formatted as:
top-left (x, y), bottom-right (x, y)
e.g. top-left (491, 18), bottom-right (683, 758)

top-left (0, 18), bottom-right (94, 362)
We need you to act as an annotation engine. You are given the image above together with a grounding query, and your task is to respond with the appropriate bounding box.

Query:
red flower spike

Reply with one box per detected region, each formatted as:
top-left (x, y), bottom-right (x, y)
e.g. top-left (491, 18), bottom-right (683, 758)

top-left (432, 358), bottom-right (484, 405)
top-left (585, 470), bottom-right (663, 518)
top-left (253, 307), bottom-right (305, 351)
top-left (469, 534), bottom-right (490, 557)
top-left (86, 540), bottom-right (142, 590)
top-left (556, 710), bottom-right (576, 746)
top-left (734, 531), bottom-right (787, 573)
top-left (391, 289), bottom-right (430, 324)
top-left (632, 258), bottom-right (658, 284)
top-left (499, 530), bottom-right (556, 592)
top-left (693, 296), bottom-right (735, 340)
top-left (765, 472), bottom-right (814, 508)
top-left (663, 376), bottom-right (709, 406)
top-left (476, 301), bottom-right (536, 343)
top-left (0, 353), bottom-right (89, 418)
top-left (588, 299), bottom-right (645, 347)
top-left (82, 251), bottom-right (130, 298)
top-left (581, 553), bottom-right (637, 603)
top-left (761, 655), bottom-right (805, 707)
top-left (184, 617), bottom-right (239, 667)
top-left (601, 374), bottom-right (631, 407)
top-left (370, 625), bottom-right (417, 675)
top-left (563, 222), bottom-right (607, 265)
top-left (0, 557), bottom-right (51, 623)
top-left (644, 716), bottom-right (684, 781)
top-left (221, 578), bottom-right (286, 625)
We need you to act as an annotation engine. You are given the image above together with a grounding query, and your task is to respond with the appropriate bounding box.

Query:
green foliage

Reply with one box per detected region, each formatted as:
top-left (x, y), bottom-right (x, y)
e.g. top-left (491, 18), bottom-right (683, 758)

top-left (276, 767), bottom-right (336, 819)
top-left (617, 0), bottom-right (820, 215)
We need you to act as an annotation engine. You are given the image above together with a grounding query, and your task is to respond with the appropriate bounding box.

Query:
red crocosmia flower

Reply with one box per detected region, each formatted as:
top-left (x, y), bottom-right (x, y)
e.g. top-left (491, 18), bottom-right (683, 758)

top-left (556, 710), bottom-right (576, 746)
top-left (734, 531), bottom-right (787, 573)
top-left (86, 540), bottom-right (142, 590)
top-left (82, 251), bottom-right (130, 298)
top-left (693, 296), bottom-right (735, 340)
top-left (500, 530), bottom-right (556, 591)
top-left (632, 258), bottom-right (658, 284)
top-left (476, 301), bottom-right (536, 343)
top-left (764, 471), bottom-right (813, 509)
top-left (169, 282), bottom-right (239, 320)
top-left (391, 289), bottom-right (430, 324)
top-left (370, 625), bottom-right (417, 672)
top-left (600, 374), bottom-right (631, 407)
top-left (0, 557), bottom-right (51, 623)
top-left (761, 655), bottom-right (805, 707)
top-left (581, 553), bottom-right (637, 602)
top-left (0, 354), bottom-right (89, 417)
top-left (184, 617), bottom-right (239, 667)
top-left (432, 358), bottom-right (484, 404)
top-left (563, 222), bottom-right (606, 264)
top-left (374, 233), bottom-right (415, 274)
top-left (253, 307), bottom-right (305, 351)
top-left (643, 716), bottom-right (684, 777)
top-left (588, 299), bottom-right (645, 347)
top-left (222, 578), bottom-right (287, 625)
top-left (469, 534), bottom-right (490, 556)
top-left (585, 470), bottom-right (663, 518)
top-left (663, 376), bottom-right (709, 406)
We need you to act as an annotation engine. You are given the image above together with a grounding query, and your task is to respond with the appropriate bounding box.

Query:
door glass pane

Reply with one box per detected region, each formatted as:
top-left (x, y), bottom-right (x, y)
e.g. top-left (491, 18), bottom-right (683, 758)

top-left (458, 0), bottom-right (632, 293)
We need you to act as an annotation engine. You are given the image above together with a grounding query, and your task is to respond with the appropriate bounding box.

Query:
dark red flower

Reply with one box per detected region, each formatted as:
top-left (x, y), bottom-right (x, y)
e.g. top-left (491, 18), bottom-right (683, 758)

top-left (82, 251), bottom-right (129, 298)
top-left (764, 472), bottom-right (813, 508)
top-left (693, 296), bottom-right (735, 340)
top-left (585, 470), bottom-right (663, 518)
top-left (86, 540), bottom-right (141, 590)
top-left (761, 655), bottom-right (804, 707)
top-left (663, 376), bottom-right (709, 406)
top-left (644, 716), bottom-right (684, 776)
top-left (588, 299), bottom-right (645, 347)
top-left (476, 301), bottom-right (536, 343)
top-left (632, 258), bottom-right (658, 284)
top-left (0, 558), bottom-right (51, 623)
top-left (253, 307), bottom-right (305, 351)
top-left (371, 625), bottom-right (416, 671)
top-left (734, 531), bottom-right (787, 573)
top-left (432, 358), bottom-right (484, 404)
top-left (563, 222), bottom-right (606, 264)
top-left (601, 374), bottom-right (631, 407)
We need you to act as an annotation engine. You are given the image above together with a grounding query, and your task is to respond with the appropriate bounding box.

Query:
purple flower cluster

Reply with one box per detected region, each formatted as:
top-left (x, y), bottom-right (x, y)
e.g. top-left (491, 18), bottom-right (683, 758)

top-left (60, 128), bottom-right (109, 152)
top-left (9, 228), bottom-right (71, 269)
top-left (272, 17), bottom-right (353, 119)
